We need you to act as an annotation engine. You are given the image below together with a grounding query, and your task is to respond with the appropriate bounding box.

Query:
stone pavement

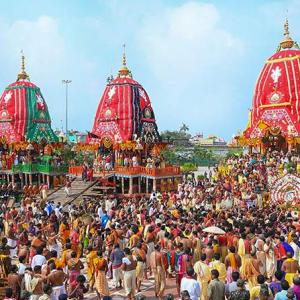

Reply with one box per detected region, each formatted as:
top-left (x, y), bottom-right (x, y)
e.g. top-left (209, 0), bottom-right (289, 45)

top-left (84, 276), bottom-right (178, 300)
top-left (78, 256), bottom-right (178, 300)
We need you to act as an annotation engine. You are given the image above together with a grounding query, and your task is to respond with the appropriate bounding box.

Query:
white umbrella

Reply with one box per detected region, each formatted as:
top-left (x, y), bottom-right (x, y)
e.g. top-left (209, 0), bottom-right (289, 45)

top-left (203, 226), bottom-right (226, 235)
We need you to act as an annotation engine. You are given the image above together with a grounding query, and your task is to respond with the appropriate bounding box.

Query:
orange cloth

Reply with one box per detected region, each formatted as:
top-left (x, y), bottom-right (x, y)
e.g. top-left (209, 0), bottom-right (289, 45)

top-left (59, 223), bottom-right (70, 244)
top-left (228, 253), bottom-right (238, 270)
top-left (94, 257), bottom-right (107, 271)
top-left (60, 249), bottom-right (72, 268)
top-left (31, 238), bottom-right (43, 249)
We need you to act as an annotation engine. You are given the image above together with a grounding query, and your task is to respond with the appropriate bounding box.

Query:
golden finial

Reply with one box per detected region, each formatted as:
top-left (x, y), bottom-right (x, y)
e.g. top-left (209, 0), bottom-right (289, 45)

top-left (17, 50), bottom-right (30, 81)
top-left (280, 17), bottom-right (294, 50)
top-left (118, 44), bottom-right (132, 78)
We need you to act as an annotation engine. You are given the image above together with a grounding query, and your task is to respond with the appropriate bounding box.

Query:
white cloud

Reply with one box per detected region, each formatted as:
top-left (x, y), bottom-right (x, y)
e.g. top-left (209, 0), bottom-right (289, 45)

top-left (0, 16), bottom-right (99, 131)
top-left (0, 16), bottom-right (66, 80)
top-left (137, 1), bottom-right (244, 137)
top-left (0, 16), bottom-right (68, 128)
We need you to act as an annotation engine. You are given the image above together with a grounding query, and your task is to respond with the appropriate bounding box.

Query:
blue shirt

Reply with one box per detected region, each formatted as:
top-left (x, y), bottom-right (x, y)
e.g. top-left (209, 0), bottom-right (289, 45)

top-left (110, 248), bottom-right (125, 267)
top-left (275, 290), bottom-right (296, 300)
top-left (101, 214), bottom-right (109, 228)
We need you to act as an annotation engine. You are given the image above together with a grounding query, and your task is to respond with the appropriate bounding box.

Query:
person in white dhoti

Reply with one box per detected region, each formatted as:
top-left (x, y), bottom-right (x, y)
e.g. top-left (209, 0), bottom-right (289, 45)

top-left (46, 263), bottom-right (67, 300)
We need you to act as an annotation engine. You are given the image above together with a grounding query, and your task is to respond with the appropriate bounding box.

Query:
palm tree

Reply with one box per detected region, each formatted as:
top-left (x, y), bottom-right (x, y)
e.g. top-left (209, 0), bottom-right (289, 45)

top-left (180, 123), bottom-right (189, 132)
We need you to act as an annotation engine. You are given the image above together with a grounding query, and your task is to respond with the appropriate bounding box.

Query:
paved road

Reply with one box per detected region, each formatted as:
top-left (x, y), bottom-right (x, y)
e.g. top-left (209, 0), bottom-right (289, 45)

top-left (77, 257), bottom-right (178, 300)
top-left (84, 276), bottom-right (178, 300)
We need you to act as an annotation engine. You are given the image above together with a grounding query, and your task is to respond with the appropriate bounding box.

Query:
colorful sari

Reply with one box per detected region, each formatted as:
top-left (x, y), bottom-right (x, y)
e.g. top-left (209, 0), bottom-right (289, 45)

top-left (226, 253), bottom-right (239, 283)
top-left (176, 254), bottom-right (191, 286)
top-left (86, 250), bottom-right (97, 283)
top-left (94, 257), bottom-right (109, 296)
top-left (67, 258), bottom-right (81, 289)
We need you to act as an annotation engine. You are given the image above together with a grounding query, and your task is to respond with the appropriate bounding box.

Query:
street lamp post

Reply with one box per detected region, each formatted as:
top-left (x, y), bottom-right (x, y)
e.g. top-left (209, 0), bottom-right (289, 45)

top-left (62, 80), bottom-right (72, 141)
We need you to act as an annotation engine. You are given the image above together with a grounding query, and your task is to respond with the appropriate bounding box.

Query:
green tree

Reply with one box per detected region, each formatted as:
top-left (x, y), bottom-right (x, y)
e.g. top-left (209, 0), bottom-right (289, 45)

top-left (161, 147), bottom-right (177, 164)
top-left (160, 130), bottom-right (191, 147)
top-left (193, 146), bottom-right (216, 166)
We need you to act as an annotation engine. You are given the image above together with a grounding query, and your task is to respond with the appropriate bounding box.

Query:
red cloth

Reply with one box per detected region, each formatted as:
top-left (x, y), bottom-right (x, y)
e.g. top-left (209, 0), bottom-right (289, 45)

top-left (245, 49), bottom-right (300, 139)
top-left (89, 77), bottom-right (159, 143)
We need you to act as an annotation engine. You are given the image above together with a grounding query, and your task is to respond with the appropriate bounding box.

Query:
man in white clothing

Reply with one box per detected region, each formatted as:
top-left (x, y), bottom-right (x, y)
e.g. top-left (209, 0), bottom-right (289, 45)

top-left (31, 247), bottom-right (47, 269)
top-left (97, 205), bottom-right (104, 220)
top-left (180, 266), bottom-right (201, 300)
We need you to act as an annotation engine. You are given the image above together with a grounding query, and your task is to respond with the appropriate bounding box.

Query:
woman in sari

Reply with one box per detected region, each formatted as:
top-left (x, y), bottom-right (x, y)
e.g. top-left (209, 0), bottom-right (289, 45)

top-left (59, 220), bottom-right (70, 246)
top-left (224, 246), bottom-right (241, 283)
top-left (176, 247), bottom-right (192, 296)
top-left (86, 246), bottom-right (97, 291)
top-left (94, 250), bottom-right (109, 298)
top-left (67, 251), bottom-right (84, 292)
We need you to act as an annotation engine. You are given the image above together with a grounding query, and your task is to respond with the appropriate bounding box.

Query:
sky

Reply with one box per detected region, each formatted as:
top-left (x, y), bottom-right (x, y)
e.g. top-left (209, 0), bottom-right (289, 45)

top-left (0, 0), bottom-right (299, 140)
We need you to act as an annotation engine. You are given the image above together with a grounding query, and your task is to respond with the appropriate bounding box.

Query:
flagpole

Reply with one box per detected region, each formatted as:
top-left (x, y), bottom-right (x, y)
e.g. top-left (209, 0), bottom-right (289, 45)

top-left (62, 80), bottom-right (72, 141)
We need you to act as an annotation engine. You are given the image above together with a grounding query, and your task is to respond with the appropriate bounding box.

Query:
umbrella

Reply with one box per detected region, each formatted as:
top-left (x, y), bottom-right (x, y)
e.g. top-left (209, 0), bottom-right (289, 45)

top-left (203, 226), bottom-right (226, 235)
top-left (81, 214), bottom-right (93, 226)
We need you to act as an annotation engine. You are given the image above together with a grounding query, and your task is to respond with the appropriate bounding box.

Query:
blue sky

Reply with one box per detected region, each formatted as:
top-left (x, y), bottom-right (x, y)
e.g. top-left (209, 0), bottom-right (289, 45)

top-left (0, 0), bottom-right (299, 140)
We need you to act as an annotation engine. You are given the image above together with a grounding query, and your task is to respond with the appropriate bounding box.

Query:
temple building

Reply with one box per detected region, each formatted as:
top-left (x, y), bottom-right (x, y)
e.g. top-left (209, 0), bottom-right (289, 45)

top-left (83, 48), bottom-right (182, 194)
top-left (0, 55), bottom-right (58, 143)
top-left (90, 48), bottom-right (160, 145)
top-left (239, 20), bottom-right (300, 153)
top-left (0, 55), bottom-right (66, 189)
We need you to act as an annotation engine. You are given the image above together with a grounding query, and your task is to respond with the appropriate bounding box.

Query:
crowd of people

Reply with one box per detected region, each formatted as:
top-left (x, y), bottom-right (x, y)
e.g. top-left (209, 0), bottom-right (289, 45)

top-left (92, 151), bottom-right (167, 174)
top-left (0, 150), bottom-right (299, 300)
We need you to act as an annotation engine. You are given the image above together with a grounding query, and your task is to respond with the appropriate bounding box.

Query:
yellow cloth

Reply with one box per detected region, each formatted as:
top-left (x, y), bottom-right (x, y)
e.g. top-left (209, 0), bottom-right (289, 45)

top-left (240, 257), bottom-right (259, 289)
top-left (59, 223), bottom-right (70, 243)
top-left (228, 253), bottom-right (238, 270)
top-left (296, 163), bottom-right (300, 174)
top-left (288, 232), bottom-right (293, 243)
top-left (238, 238), bottom-right (246, 269)
top-left (86, 250), bottom-right (97, 281)
top-left (136, 261), bottom-right (145, 281)
top-left (213, 244), bottom-right (220, 254)
top-left (238, 238), bottom-right (245, 257)
top-left (194, 261), bottom-right (210, 300)
top-left (210, 260), bottom-right (226, 283)
top-left (250, 285), bottom-right (272, 300)
top-left (284, 258), bottom-right (297, 286)
top-left (285, 272), bottom-right (296, 287)
top-left (129, 234), bottom-right (139, 249)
